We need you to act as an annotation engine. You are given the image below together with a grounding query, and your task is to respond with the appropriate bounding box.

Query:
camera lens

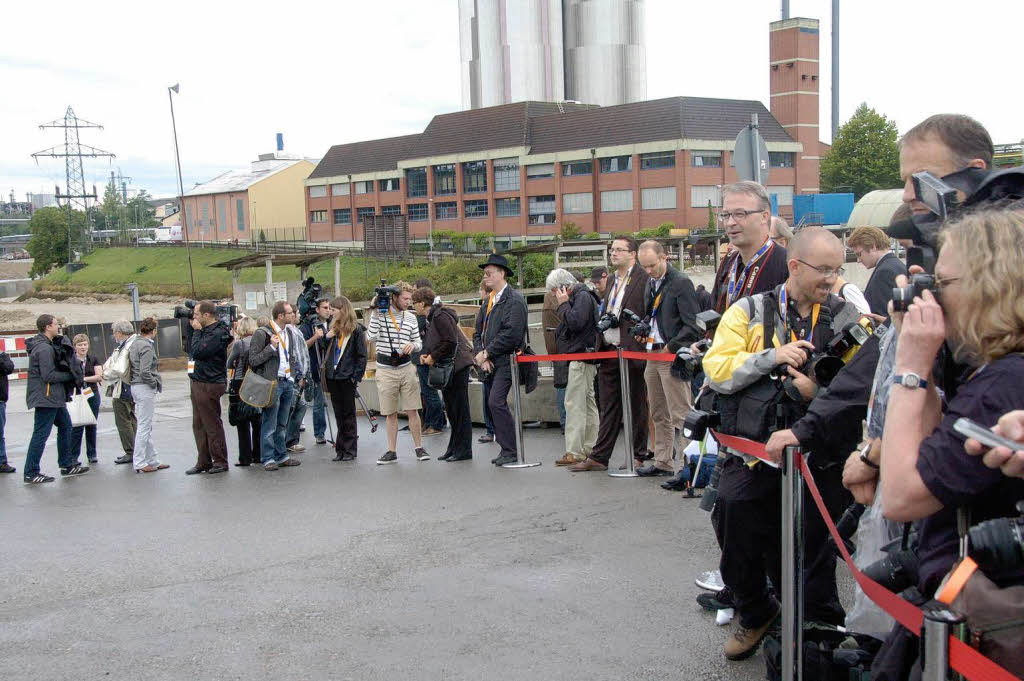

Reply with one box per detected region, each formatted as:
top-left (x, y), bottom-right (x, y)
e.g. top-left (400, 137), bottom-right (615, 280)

top-left (969, 517), bottom-right (1024, 574)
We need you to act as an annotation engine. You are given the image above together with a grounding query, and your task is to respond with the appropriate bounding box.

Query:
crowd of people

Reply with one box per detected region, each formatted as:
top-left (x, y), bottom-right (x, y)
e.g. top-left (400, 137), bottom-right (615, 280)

top-left (3, 111), bottom-right (1023, 678)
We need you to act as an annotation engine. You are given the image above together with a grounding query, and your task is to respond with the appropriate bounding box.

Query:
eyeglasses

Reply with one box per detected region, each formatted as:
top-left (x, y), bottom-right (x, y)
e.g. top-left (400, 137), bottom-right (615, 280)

top-left (797, 259), bottom-right (844, 278)
top-left (718, 209), bottom-right (765, 222)
top-left (610, 247), bottom-right (632, 253)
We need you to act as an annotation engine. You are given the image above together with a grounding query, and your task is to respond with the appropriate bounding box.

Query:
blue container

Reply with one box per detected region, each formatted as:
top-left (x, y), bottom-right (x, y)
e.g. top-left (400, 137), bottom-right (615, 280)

top-left (793, 193), bottom-right (855, 225)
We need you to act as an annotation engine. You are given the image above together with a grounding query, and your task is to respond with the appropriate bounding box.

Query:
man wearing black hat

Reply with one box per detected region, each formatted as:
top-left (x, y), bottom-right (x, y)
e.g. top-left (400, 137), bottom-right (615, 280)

top-left (473, 254), bottom-right (528, 466)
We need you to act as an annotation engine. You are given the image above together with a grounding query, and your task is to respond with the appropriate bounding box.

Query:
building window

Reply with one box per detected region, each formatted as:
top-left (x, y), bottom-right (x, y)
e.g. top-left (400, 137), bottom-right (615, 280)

top-left (600, 189), bottom-right (633, 212)
top-left (528, 195), bottom-right (555, 224)
top-left (201, 204), bottom-right (209, 232)
top-left (462, 161), bottom-right (488, 193)
top-left (562, 192), bottom-right (593, 214)
top-left (561, 160), bottom-right (592, 176)
top-left (599, 155), bottom-right (632, 173)
top-left (526, 163), bottom-right (554, 179)
top-left (310, 210), bottom-right (327, 223)
top-left (405, 168), bottom-right (427, 198)
top-left (378, 178), bottom-right (400, 192)
top-left (496, 197), bottom-right (520, 217)
top-left (494, 158), bottom-right (520, 191)
top-left (331, 182), bottom-right (349, 196)
top-left (333, 208), bottom-right (351, 225)
top-left (640, 151), bottom-right (675, 169)
top-left (407, 203), bottom-right (428, 221)
top-left (766, 185), bottom-right (795, 206)
top-left (218, 201), bottom-right (227, 231)
top-left (236, 199), bottom-right (245, 231)
top-left (354, 181), bottom-right (374, 194)
top-left (433, 164), bottom-right (456, 195)
top-left (691, 185), bottom-right (722, 208)
top-left (769, 152), bottom-right (796, 168)
top-left (381, 204), bottom-right (402, 216)
top-left (309, 185), bottom-right (327, 198)
top-left (356, 207), bottom-right (375, 223)
top-left (641, 187), bottom-right (676, 210)
top-left (691, 150), bottom-right (722, 168)
top-left (464, 199), bottom-right (488, 218)
top-left (435, 201), bottom-right (457, 220)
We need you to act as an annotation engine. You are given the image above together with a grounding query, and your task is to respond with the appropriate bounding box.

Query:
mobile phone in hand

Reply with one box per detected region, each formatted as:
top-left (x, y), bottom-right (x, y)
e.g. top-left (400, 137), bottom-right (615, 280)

top-left (954, 417), bottom-right (1024, 452)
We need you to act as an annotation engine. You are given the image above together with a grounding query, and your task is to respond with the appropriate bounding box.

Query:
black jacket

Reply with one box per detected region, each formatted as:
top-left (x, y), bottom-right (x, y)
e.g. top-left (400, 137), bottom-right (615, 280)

top-left (473, 284), bottom-right (528, 367)
top-left (643, 264), bottom-right (701, 353)
top-left (863, 252), bottom-right (908, 317)
top-left (555, 283), bottom-right (599, 355)
top-left (323, 325), bottom-right (368, 384)
top-left (25, 334), bottom-right (77, 409)
top-left (190, 320), bottom-right (232, 383)
top-left (299, 318), bottom-right (330, 378)
top-left (424, 306), bottom-right (475, 373)
top-left (0, 351), bottom-right (14, 402)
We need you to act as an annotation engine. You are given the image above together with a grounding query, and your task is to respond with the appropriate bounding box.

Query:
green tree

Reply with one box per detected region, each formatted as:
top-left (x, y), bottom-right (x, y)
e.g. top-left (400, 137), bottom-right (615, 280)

top-left (707, 200), bottom-right (716, 231)
top-left (820, 103), bottom-right (901, 198)
top-left (27, 206), bottom-right (88, 276)
top-left (559, 221), bottom-right (581, 241)
top-left (125, 190), bottom-right (159, 228)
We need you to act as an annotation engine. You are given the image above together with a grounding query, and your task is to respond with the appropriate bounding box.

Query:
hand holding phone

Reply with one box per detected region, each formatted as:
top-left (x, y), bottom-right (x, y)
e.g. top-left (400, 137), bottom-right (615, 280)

top-left (958, 414), bottom-right (1024, 478)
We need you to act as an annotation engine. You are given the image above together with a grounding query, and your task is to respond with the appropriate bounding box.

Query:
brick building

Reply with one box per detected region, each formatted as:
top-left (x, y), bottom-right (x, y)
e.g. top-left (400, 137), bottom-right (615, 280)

top-left (305, 17), bottom-right (825, 244)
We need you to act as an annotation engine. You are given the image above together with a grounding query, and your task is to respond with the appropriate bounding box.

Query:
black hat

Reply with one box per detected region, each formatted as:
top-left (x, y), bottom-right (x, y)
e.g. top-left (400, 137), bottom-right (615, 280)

top-left (479, 253), bottom-right (514, 278)
top-left (589, 265), bottom-right (608, 281)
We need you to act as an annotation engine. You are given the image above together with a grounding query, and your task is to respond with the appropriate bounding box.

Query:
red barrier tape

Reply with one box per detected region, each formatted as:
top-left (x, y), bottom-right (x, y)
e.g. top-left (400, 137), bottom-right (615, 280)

top-left (514, 350), bottom-right (676, 363)
top-left (711, 432), bottom-right (1022, 681)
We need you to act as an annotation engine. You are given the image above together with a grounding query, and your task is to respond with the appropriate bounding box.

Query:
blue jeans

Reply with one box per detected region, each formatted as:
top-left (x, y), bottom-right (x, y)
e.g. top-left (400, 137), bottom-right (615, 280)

top-left (0, 401), bottom-right (7, 465)
top-left (261, 380), bottom-right (295, 464)
top-left (70, 389), bottom-right (101, 462)
top-left (417, 363), bottom-right (447, 430)
top-left (24, 406), bottom-right (74, 477)
top-left (286, 388), bottom-right (308, 446)
top-left (555, 387), bottom-right (566, 429)
top-left (482, 380), bottom-right (494, 436)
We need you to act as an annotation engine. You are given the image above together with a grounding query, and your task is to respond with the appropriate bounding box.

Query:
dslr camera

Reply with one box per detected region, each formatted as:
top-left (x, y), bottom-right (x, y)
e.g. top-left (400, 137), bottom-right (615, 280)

top-left (772, 321), bottom-right (871, 388)
top-left (969, 500), bottom-right (1024, 576)
top-left (596, 312), bottom-right (619, 333)
top-left (892, 274), bottom-right (937, 313)
top-left (374, 279), bottom-right (402, 313)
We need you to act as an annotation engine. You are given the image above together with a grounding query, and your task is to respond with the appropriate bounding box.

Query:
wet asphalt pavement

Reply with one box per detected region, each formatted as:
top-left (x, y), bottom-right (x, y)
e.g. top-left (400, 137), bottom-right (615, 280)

top-left (0, 371), bottom-right (837, 681)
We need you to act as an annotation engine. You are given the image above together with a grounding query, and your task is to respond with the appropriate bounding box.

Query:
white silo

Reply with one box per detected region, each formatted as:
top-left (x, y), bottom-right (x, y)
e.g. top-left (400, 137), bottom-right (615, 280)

top-left (563, 0), bottom-right (647, 107)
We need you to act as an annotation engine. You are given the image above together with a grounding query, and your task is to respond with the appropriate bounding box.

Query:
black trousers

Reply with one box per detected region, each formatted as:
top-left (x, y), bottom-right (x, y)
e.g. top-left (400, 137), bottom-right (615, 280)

top-left (327, 380), bottom-right (358, 457)
top-left (714, 455), bottom-right (849, 629)
top-left (486, 362), bottom-right (516, 458)
top-left (236, 415), bottom-right (262, 465)
top-left (441, 366), bottom-right (472, 459)
top-left (590, 358), bottom-right (648, 465)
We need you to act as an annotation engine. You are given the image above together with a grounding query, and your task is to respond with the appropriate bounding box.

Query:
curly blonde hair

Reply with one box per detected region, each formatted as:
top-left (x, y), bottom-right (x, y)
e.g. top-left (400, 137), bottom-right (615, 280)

top-left (941, 209), bottom-right (1024, 364)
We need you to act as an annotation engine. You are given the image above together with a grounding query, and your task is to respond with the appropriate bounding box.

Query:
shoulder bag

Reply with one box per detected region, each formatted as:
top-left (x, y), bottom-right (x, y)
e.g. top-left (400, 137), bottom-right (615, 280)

top-left (68, 387), bottom-right (98, 427)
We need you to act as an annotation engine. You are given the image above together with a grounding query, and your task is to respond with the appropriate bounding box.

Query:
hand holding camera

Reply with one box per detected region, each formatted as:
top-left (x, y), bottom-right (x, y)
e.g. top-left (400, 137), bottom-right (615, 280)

top-left (774, 340), bottom-right (814, 369)
top-left (893, 287), bottom-right (945, 377)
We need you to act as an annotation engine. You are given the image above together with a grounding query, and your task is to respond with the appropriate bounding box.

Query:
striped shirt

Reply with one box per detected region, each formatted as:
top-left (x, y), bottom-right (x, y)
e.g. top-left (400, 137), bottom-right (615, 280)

top-left (366, 308), bottom-right (421, 368)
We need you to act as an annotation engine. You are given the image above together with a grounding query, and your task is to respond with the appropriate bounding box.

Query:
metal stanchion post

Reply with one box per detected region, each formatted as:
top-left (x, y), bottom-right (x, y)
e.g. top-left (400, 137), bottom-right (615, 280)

top-left (608, 348), bottom-right (639, 478)
top-left (921, 608), bottom-right (964, 681)
top-left (501, 354), bottom-right (540, 469)
top-left (781, 444), bottom-right (804, 681)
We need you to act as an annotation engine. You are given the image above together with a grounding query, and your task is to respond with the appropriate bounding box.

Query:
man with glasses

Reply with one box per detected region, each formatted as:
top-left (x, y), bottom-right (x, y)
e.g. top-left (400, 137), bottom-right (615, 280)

top-left (701, 226), bottom-right (868, 661)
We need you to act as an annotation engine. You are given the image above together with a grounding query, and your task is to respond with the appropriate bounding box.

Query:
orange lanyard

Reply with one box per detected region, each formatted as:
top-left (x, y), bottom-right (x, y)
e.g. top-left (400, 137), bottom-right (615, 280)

top-left (387, 310), bottom-right (403, 336)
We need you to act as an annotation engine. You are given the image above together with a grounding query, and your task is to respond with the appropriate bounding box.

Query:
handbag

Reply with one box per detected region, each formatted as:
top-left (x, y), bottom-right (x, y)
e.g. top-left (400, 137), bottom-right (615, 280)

top-left (428, 361), bottom-right (454, 390)
top-left (69, 388), bottom-right (97, 427)
top-left (517, 328), bottom-right (539, 394)
top-left (239, 370), bottom-right (276, 408)
top-left (102, 336), bottom-right (133, 382)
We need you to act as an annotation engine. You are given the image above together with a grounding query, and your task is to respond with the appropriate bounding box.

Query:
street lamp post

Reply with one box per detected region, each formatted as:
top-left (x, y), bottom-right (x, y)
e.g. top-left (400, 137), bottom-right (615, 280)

top-left (427, 197), bottom-right (435, 264)
top-left (167, 83), bottom-right (196, 299)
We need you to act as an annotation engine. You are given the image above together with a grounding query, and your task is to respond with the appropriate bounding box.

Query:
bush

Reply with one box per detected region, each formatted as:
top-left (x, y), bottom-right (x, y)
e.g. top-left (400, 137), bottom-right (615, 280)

top-left (559, 222), bottom-right (581, 241)
top-left (469, 231), bottom-right (494, 252)
top-left (635, 223), bottom-right (673, 239)
top-left (519, 253), bottom-right (556, 288)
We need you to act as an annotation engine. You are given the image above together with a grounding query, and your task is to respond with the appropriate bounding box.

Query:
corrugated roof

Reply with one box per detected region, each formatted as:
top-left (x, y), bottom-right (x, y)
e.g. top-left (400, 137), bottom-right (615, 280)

top-left (185, 159), bottom-right (307, 196)
top-left (308, 134), bottom-right (421, 180)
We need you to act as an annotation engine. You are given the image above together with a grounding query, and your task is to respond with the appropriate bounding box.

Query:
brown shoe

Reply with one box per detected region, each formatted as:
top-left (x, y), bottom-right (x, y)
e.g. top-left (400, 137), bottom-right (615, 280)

top-left (568, 457), bottom-right (607, 472)
top-left (135, 465), bottom-right (159, 473)
top-left (279, 458), bottom-right (301, 467)
top-left (555, 453), bottom-right (577, 466)
top-left (724, 607), bottom-right (780, 661)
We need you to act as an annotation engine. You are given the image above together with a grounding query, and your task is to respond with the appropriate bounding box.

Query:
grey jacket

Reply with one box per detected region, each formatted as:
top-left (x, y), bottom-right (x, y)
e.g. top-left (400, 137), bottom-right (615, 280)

top-left (128, 336), bottom-right (162, 392)
top-left (249, 324), bottom-right (301, 382)
top-left (25, 333), bottom-right (75, 409)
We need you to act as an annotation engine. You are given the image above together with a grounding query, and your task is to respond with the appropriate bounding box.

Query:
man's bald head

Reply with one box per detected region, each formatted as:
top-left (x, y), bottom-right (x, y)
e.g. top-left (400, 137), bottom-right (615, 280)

top-left (787, 226), bottom-right (843, 261)
top-left (787, 226), bottom-right (846, 305)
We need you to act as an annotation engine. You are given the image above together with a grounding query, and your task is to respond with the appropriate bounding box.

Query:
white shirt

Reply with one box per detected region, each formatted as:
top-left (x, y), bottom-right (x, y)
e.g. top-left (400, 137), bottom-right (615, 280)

top-left (270, 320), bottom-right (291, 380)
top-left (603, 268), bottom-right (632, 346)
top-left (648, 274), bottom-right (666, 348)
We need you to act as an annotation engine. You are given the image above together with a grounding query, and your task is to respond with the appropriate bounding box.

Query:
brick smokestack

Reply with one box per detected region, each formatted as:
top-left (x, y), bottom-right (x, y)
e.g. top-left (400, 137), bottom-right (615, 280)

top-left (769, 17), bottom-right (821, 194)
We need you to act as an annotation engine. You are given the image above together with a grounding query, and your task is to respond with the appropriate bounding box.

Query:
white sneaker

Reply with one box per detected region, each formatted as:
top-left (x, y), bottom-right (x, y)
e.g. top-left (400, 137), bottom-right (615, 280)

top-left (696, 569), bottom-right (725, 591)
top-left (288, 443), bottom-right (306, 452)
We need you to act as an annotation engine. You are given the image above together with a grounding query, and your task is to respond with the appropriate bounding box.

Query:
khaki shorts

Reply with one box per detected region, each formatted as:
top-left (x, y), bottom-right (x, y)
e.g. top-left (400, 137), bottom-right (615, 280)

top-left (376, 363), bottom-right (422, 415)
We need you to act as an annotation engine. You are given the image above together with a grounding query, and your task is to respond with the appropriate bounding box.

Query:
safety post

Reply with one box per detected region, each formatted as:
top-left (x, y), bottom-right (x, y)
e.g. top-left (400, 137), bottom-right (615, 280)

top-left (502, 353), bottom-right (541, 469)
top-left (781, 444), bottom-right (805, 681)
top-left (608, 347), bottom-right (638, 478)
top-left (921, 608), bottom-right (965, 681)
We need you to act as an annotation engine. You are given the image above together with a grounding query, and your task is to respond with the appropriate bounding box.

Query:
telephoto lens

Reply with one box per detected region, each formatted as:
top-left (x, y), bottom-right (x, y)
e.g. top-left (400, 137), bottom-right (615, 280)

top-left (968, 500), bottom-right (1024, 575)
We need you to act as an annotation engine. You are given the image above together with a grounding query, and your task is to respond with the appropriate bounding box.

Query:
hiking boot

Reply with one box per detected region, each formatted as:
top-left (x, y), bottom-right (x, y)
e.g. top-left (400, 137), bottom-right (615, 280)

top-left (724, 606), bottom-right (780, 661)
top-left (377, 451), bottom-right (398, 465)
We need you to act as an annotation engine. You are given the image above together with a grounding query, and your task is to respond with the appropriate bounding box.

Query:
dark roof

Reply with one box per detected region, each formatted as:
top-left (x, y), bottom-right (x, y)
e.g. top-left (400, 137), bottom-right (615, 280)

top-left (308, 134), bottom-right (421, 179)
top-left (527, 96), bottom-right (793, 155)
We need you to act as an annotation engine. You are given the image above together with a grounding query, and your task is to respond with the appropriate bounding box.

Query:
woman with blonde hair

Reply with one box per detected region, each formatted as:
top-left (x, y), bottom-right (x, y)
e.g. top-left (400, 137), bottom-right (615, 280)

top-left (227, 315), bottom-right (262, 466)
top-left (69, 333), bottom-right (103, 464)
top-left (323, 296), bottom-right (367, 461)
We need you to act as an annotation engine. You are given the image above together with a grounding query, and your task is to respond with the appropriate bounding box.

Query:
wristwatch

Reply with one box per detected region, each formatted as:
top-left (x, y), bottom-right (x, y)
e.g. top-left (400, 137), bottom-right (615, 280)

top-left (893, 372), bottom-right (929, 390)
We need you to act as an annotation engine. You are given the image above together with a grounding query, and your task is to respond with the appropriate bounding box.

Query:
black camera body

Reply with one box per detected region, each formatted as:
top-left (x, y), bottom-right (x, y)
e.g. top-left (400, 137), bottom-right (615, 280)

top-left (297, 276), bottom-right (324, 324)
top-left (863, 539), bottom-right (921, 596)
top-left (772, 321), bottom-right (870, 388)
top-left (969, 500), bottom-right (1024, 577)
top-left (375, 279), bottom-right (402, 313)
top-left (696, 309), bottom-right (721, 335)
top-left (596, 312), bottom-right (618, 333)
top-left (683, 407), bottom-right (719, 442)
top-left (892, 274), bottom-right (937, 313)
top-left (174, 299), bottom-right (197, 320)
top-left (628, 317), bottom-right (652, 340)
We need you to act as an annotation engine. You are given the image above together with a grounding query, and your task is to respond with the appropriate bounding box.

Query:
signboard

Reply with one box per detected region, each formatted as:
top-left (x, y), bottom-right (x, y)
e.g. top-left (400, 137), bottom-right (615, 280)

top-left (734, 115), bottom-right (771, 186)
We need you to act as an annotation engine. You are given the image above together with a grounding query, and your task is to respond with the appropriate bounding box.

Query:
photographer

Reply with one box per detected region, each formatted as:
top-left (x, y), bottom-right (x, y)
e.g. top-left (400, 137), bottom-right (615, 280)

top-left (185, 300), bottom-right (233, 476)
top-left (548, 268), bottom-right (600, 467)
top-left (568, 237), bottom-right (650, 473)
top-left (702, 227), bottom-right (867, 660)
top-left (634, 240), bottom-right (701, 479)
top-left (871, 209), bottom-right (1024, 679)
top-left (297, 298), bottom-right (333, 446)
top-left (367, 281), bottom-right (429, 465)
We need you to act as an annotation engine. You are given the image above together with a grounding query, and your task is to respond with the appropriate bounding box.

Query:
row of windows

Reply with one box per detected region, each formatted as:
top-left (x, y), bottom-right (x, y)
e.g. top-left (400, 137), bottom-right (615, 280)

top-left (188, 199), bottom-right (246, 232)
top-left (309, 178), bottom-right (402, 199)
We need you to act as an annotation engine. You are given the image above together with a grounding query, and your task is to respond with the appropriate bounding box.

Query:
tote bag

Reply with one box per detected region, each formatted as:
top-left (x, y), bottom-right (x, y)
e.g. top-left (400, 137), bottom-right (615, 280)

top-left (239, 370), bottom-right (276, 408)
top-left (69, 388), bottom-right (97, 427)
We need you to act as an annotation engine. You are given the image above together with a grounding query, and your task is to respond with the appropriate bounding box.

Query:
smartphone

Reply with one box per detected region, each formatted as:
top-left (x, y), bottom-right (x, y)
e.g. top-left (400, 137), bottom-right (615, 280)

top-left (953, 417), bottom-right (1024, 452)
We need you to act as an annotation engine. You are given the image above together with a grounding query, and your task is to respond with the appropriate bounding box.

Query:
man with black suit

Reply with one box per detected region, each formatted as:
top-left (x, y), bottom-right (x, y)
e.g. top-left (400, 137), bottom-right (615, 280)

top-left (473, 254), bottom-right (528, 467)
top-left (847, 225), bottom-right (907, 317)
top-left (633, 240), bottom-right (701, 477)
top-left (570, 236), bottom-right (650, 472)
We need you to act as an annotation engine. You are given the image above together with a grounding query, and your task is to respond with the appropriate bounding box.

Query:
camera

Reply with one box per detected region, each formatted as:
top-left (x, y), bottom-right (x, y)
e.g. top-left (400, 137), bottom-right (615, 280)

top-left (214, 304), bottom-right (238, 327)
top-left (629, 316), bottom-right (652, 340)
top-left (673, 338), bottom-right (711, 381)
top-left (174, 299), bottom-right (197, 320)
top-left (892, 274), bottom-right (937, 313)
top-left (683, 408), bottom-right (719, 442)
top-left (772, 321), bottom-right (870, 388)
top-left (297, 277), bottom-right (323, 324)
top-left (596, 312), bottom-right (619, 333)
top-left (699, 455), bottom-right (726, 512)
top-left (696, 309), bottom-right (721, 335)
top-left (863, 531), bottom-right (921, 596)
top-left (969, 500), bottom-right (1024, 576)
top-left (374, 279), bottom-right (402, 313)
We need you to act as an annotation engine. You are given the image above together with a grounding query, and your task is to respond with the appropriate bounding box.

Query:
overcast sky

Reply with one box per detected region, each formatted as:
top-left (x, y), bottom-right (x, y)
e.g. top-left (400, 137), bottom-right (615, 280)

top-left (2, 0), bottom-right (1019, 202)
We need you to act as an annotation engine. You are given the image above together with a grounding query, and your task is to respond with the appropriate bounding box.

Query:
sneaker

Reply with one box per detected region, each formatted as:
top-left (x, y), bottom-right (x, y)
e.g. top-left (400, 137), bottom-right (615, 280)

top-left (415, 448), bottom-right (431, 461)
top-left (697, 587), bottom-right (734, 611)
top-left (264, 461), bottom-right (279, 471)
top-left (287, 443), bottom-right (306, 452)
top-left (0, 463), bottom-right (16, 474)
top-left (315, 436), bottom-right (327, 445)
top-left (478, 433), bottom-right (494, 443)
top-left (24, 473), bottom-right (55, 484)
top-left (696, 569), bottom-right (726, 591)
top-left (299, 425), bottom-right (306, 432)
top-left (377, 451), bottom-right (398, 465)
top-left (723, 606), bottom-right (780, 661)
top-left (60, 465), bottom-right (90, 477)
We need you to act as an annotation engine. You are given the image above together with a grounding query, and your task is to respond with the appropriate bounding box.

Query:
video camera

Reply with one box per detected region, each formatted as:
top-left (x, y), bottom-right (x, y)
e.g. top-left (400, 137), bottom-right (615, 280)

top-left (173, 298), bottom-right (238, 327)
top-left (297, 277), bottom-right (324, 323)
top-left (173, 299), bottom-right (197, 320)
top-left (892, 274), bottom-right (937, 313)
top-left (374, 279), bottom-right (402, 313)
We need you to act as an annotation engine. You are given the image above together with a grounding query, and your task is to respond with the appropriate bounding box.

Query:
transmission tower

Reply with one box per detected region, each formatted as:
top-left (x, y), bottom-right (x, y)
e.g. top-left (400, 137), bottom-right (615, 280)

top-left (31, 106), bottom-right (115, 263)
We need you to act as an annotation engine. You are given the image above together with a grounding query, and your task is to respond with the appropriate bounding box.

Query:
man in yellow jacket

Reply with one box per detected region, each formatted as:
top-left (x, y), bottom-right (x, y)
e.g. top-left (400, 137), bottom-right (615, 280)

top-left (702, 226), bottom-right (869, 661)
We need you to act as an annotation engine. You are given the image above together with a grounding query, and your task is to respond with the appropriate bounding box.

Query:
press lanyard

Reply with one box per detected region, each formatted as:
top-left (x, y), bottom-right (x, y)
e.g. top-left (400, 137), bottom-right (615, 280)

top-left (646, 280), bottom-right (664, 349)
top-left (726, 239), bottom-right (773, 306)
top-left (387, 310), bottom-right (404, 336)
top-left (333, 334), bottom-right (348, 368)
top-left (608, 272), bottom-right (631, 313)
top-left (483, 290), bottom-right (497, 333)
top-left (271, 322), bottom-right (291, 376)
top-left (777, 286), bottom-right (820, 344)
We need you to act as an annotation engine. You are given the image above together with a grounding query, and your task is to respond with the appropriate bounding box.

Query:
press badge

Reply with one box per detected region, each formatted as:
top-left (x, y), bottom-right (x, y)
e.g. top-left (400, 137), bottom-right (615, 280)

top-left (187, 360), bottom-right (195, 374)
top-left (227, 368), bottom-right (234, 381)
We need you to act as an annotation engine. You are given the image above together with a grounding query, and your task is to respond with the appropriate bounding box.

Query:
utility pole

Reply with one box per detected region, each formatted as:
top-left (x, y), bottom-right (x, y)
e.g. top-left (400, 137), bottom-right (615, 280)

top-left (32, 107), bottom-right (114, 264)
top-left (168, 84), bottom-right (196, 298)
